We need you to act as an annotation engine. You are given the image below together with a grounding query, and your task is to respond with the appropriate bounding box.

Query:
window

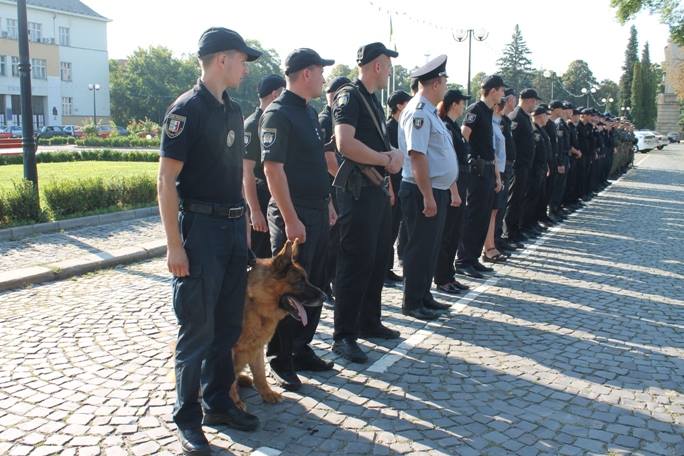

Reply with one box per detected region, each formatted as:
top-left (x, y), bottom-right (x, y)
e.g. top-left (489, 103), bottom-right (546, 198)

top-left (6, 19), bottom-right (17, 39)
top-left (28, 22), bottom-right (42, 42)
top-left (0, 56), bottom-right (6, 76)
top-left (58, 27), bottom-right (70, 46)
top-left (11, 57), bottom-right (19, 77)
top-left (31, 58), bottom-right (46, 79)
top-left (60, 62), bottom-right (71, 81)
top-left (62, 97), bottom-right (72, 116)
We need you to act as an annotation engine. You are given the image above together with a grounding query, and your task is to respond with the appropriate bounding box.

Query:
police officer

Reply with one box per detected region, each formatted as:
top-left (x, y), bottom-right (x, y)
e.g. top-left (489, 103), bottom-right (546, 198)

top-left (577, 107), bottom-right (596, 201)
top-left (549, 100), bottom-right (570, 218)
top-left (504, 88), bottom-right (540, 244)
top-left (495, 88), bottom-right (518, 253)
top-left (564, 105), bottom-right (583, 209)
top-left (158, 27), bottom-right (261, 454)
top-left (399, 55), bottom-right (460, 320)
top-left (454, 74), bottom-right (507, 279)
top-left (386, 90), bottom-right (412, 283)
top-left (332, 42), bottom-right (403, 363)
top-left (540, 102), bottom-right (560, 226)
top-left (261, 48), bottom-right (336, 390)
top-left (243, 74), bottom-right (285, 258)
top-left (525, 105), bottom-right (552, 235)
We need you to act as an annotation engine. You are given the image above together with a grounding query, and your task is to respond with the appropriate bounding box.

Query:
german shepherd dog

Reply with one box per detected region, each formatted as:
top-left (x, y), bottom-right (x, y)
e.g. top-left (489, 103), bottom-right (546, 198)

top-left (229, 239), bottom-right (325, 410)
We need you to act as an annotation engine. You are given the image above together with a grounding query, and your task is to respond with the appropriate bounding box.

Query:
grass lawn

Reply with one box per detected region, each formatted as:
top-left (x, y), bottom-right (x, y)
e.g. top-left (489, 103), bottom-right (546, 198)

top-left (0, 161), bottom-right (159, 193)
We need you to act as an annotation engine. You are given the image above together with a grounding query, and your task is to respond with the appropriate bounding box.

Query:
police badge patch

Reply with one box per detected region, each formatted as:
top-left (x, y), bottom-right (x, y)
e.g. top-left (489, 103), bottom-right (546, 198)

top-left (244, 131), bottom-right (252, 146)
top-left (413, 117), bottom-right (424, 129)
top-left (465, 112), bottom-right (477, 123)
top-left (337, 92), bottom-right (349, 108)
top-left (534, 132), bottom-right (541, 141)
top-left (164, 114), bottom-right (186, 139)
top-left (511, 121), bottom-right (518, 130)
top-left (226, 130), bottom-right (235, 147)
top-left (261, 128), bottom-right (277, 148)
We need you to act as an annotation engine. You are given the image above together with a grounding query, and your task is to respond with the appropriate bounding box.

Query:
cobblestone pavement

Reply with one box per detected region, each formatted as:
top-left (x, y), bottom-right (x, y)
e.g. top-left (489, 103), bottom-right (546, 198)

top-left (0, 216), bottom-right (163, 274)
top-left (0, 145), bottom-right (682, 456)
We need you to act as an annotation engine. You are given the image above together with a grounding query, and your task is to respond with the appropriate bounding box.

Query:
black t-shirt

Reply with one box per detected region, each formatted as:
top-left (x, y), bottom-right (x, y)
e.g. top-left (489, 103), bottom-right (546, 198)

top-left (544, 119), bottom-right (559, 166)
top-left (260, 90), bottom-right (329, 201)
top-left (532, 123), bottom-right (550, 169)
top-left (510, 106), bottom-right (534, 168)
top-left (501, 115), bottom-right (516, 163)
top-left (332, 79), bottom-right (389, 175)
top-left (243, 107), bottom-right (266, 184)
top-left (444, 116), bottom-right (470, 166)
top-left (318, 105), bottom-right (333, 144)
top-left (387, 117), bottom-right (399, 149)
top-left (160, 79), bottom-right (244, 205)
top-left (463, 100), bottom-right (494, 161)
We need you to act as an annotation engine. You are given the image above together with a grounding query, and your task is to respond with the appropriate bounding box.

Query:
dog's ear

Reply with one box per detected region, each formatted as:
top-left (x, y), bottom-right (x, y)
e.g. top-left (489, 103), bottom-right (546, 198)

top-left (291, 238), bottom-right (301, 262)
top-left (273, 240), bottom-right (293, 272)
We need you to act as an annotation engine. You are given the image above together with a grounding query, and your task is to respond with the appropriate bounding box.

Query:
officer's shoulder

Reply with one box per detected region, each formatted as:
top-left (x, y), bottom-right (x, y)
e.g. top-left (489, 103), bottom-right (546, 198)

top-left (167, 88), bottom-right (201, 116)
top-left (228, 98), bottom-right (243, 116)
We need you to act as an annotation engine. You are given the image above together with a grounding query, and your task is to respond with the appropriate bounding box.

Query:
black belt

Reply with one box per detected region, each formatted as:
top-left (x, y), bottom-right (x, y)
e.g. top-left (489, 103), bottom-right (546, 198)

top-left (181, 199), bottom-right (245, 219)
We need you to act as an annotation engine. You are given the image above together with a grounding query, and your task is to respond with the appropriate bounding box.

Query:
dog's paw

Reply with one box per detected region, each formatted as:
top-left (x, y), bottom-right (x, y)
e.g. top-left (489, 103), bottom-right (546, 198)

top-left (237, 374), bottom-right (253, 387)
top-left (260, 389), bottom-right (282, 404)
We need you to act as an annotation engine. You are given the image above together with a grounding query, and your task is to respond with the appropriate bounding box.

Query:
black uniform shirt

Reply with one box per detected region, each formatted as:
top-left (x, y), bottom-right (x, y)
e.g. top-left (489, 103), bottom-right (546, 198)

top-left (501, 115), bottom-right (516, 163)
top-left (387, 117), bottom-right (399, 149)
top-left (510, 106), bottom-right (534, 168)
top-left (318, 105), bottom-right (333, 143)
top-left (544, 119), bottom-right (559, 167)
top-left (532, 123), bottom-right (550, 170)
top-left (160, 79), bottom-right (244, 205)
top-left (260, 90), bottom-right (329, 201)
top-left (444, 116), bottom-right (470, 166)
top-left (554, 118), bottom-right (571, 166)
top-left (568, 121), bottom-right (580, 151)
top-left (243, 107), bottom-right (265, 183)
top-left (463, 100), bottom-right (494, 161)
top-left (333, 79), bottom-right (389, 175)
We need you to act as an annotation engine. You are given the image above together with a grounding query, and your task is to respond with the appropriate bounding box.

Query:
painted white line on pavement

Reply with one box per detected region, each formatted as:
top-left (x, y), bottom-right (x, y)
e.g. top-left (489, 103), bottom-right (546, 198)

top-left (251, 447), bottom-right (282, 456)
top-left (635, 154), bottom-right (651, 167)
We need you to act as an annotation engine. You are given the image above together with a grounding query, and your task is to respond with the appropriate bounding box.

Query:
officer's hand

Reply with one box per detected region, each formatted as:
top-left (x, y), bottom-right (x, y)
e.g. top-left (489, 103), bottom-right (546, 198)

top-left (384, 150), bottom-right (403, 175)
top-left (388, 185), bottom-right (396, 207)
top-left (168, 245), bottom-right (190, 277)
top-left (450, 190), bottom-right (462, 207)
top-left (328, 201), bottom-right (337, 227)
top-left (285, 218), bottom-right (306, 243)
top-left (557, 165), bottom-right (566, 174)
top-left (251, 210), bottom-right (268, 233)
top-left (422, 196), bottom-right (437, 218)
top-left (495, 178), bottom-right (503, 193)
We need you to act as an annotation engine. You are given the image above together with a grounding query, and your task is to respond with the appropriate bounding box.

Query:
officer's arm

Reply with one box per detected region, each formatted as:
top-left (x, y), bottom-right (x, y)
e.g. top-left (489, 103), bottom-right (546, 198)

top-left (410, 152), bottom-right (433, 198)
top-left (325, 151), bottom-right (339, 177)
top-left (263, 162), bottom-right (298, 224)
top-left (461, 125), bottom-right (472, 142)
top-left (242, 159), bottom-right (263, 217)
top-left (335, 124), bottom-right (391, 166)
top-left (158, 157), bottom-right (187, 276)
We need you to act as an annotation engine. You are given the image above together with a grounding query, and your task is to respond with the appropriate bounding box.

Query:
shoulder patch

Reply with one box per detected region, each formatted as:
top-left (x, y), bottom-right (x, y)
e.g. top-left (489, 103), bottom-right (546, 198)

top-left (336, 92), bottom-right (350, 108)
top-left (534, 131), bottom-right (541, 142)
top-left (261, 128), bottom-right (277, 148)
top-left (416, 102), bottom-right (424, 110)
top-left (226, 130), bottom-right (235, 147)
top-left (465, 112), bottom-right (477, 123)
top-left (413, 117), bottom-right (424, 129)
top-left (244, 131), bottom-right (252, 146)
top-left (511, 121), bottom-right (518, 130)
top-left (164, 113), bottom-right (186, 139)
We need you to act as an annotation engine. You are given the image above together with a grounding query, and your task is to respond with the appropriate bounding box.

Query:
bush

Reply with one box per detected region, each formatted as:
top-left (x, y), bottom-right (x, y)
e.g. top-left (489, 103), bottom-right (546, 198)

top-left (127, 118), bottom-right (161, 138)
top-left (0, 180), bottom-right (47, 226)
top-left (0, 149), bottom-right (159, 166)
top-left (37, 136), bottom-right (77, 146)
top-left (44, 175), bottom-right (157, 218)
top-left (74, 136), bottom-right (160, 148)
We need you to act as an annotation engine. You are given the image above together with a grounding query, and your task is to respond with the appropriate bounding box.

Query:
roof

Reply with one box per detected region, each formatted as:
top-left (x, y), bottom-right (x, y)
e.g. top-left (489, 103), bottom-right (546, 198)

top-left (3, 0), bottom-right (107, 20)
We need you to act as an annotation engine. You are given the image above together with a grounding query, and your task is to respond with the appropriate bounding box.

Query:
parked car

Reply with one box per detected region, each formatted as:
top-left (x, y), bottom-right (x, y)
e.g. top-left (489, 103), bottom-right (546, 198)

top-left (96, 124), bottom-right (112, 138)
top-left (653, 132), bottom-right (667, 150)
top-left (116, 126), bottom-right (128, 136)
top-left (62, 125), bottom-right (84, 138)
top-left (38, 125), bottom-right (68, 138)
top-left (666, 132), bottom-right (680, 143)
top-left (634, 130), bottom-right (658, 153)
top-left (0, 127), bottom-right (12, 139)
top-left (7, 126), bottom-right (23, 138)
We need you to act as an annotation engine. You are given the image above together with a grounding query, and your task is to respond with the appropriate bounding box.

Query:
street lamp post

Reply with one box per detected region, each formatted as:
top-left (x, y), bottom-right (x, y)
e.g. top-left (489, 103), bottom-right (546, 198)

top-left (452, 28), bottom-right (488, 97)
top-left (543, 70), bottom-right (554, 99)
top-left (581, 87), bottom-right (597, 107)
top-left (88, 83), bottom-right (100, 125)
top-left (17, 0), bottom-right (37, 187)
top-left (601, 97), bottom-right (615, 113)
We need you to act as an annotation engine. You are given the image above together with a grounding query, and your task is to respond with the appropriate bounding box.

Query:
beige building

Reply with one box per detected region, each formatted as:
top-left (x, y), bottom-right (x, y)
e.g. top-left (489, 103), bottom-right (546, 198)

top-left (656, 39), bottom-right (683, 135)
top-left (0, 0), bottom-right (109, 128)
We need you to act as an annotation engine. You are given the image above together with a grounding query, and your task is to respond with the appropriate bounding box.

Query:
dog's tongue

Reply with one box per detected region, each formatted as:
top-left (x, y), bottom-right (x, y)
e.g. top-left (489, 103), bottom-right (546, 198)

top-left (290, 297), bottom-right (308, 326)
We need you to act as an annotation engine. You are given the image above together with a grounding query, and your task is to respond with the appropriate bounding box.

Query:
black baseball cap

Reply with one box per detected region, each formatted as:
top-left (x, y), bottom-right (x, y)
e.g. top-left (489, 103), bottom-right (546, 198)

top-left (562, 101), bottom-right (575, 110)
top-left (284, 48), bottom-right (334, 75)
top-left (520, 88), bottom-right (543, 100)
top-left (580, 107), bottom-right (593, 115)
top-left (504, 88), bottom-right (516, 98)
top-left (357, 42), bottom-right (398, 65)
top-left (388, 90), bottom-right (412, 110)
top-left (197, 27), bottom-right (261, 61)
top-left (481, 74), bottom-right (508, 90)
top-left (326, 76), bottom-right (351, 93)
top-left (257, 74), bottom-right (286, 98)
top-left (533, 105), bottom-right (550, 116)
top-left (549, 100), bottom-right (564, 110)
top-left (443, 89), bottom-right (470, 107)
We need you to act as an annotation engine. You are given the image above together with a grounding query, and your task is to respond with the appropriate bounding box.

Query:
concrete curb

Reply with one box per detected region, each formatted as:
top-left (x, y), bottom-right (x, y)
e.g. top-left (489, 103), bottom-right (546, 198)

top-left (0, 206), bottom-right (159, 242)
top-left (0, 239), bottom-right (166, 292)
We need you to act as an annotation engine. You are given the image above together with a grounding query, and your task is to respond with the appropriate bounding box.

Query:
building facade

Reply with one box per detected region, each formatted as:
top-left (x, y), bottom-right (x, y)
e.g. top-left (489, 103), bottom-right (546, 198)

top-left (656, 39), bottom-right (683, 135)
top-left (0, 0), bottom-right (109, 128)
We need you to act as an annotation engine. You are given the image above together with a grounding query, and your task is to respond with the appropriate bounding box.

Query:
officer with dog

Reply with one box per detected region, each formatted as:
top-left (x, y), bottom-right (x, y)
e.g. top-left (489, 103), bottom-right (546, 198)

top-left (158, 27), bottom-right (261, 455)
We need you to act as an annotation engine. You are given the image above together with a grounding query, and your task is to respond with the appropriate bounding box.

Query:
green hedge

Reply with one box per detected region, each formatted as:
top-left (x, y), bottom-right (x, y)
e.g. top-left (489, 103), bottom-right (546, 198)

top-left (37, 137), bottom-right (77, 146)
top-left (0, 149), bottom-right (159, 166)
top-left (75, 136), bottom-right (160, 148)
top-left (0, 176), bottom-right (156, 226)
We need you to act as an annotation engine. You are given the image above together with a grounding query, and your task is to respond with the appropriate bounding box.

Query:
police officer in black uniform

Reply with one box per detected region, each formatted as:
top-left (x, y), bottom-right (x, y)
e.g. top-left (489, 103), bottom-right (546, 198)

top-left (525, 105), bottom-right (552, 235)
top-left (332, 42), bottom-right (403, 363)
top-left (577, 107), bottom-right (596, 201)
top-left (158, 27), bottom-right (261, 454)
top-left (549, 100), bottom-right (571, 218)
top-left (243, 74), bottom-right (286, 258)
top-left (540, 102), bottom-right (560, 226)
top-left (564, 105), bottom-right (583, 209)
top-left (260, 48), bottom-right (336, 390)
top-left (386, 90), bottom-right (412, 283)
top-left (495, 88), bottom-right (518, 253)
top-left (455, 75), bottom-right (507, 279)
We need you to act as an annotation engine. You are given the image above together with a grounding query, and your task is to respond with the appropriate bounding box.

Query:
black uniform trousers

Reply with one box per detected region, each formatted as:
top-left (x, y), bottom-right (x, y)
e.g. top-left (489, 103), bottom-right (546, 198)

top-left (504, 165), bottom-right (529, 238)
top-left (250, 182), bottom-right (272, 259)
top-left (549, 166), bottom-right (568, 212)
top-left (523, 167), bottom-right (546, 228)
top-left (434, 169), bottom-right (469, 285)
top-left (579, 155), bottom-right (592, 198)
top-left (495, 162), bottom-right (513, 242)
top-left (324, 189), bottom-right (340, 297)
top-left (173, 211), bottom-right (247, 429)
top-left (399, 182), bottom-right (449, 311)
top-left (456, 165), bottom-right (496, 265)
top-left (564, 157), bottom-right (581, 204)
top-left (388, 172), bottom-right (403, 272)
top-left (537, 167), bottom-right (554, 220)
top-left (334, 185), bottom-right (392, 341)
top-left (267, 199), bottom-right (329, 362)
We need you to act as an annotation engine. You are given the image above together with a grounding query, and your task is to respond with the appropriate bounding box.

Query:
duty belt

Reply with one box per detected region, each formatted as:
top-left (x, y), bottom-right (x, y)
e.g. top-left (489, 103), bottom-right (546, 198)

top-left (181, 199), bottom-right (245, 219)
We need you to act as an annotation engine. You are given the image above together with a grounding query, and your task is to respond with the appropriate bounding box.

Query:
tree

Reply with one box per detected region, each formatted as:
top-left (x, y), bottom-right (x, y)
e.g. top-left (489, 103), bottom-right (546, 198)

top-left (619, 26), bottom-right (639, 108)
top-left (630, 61), bottom-right (646, 127)
top-left (596, 79), bottom-right (621, 115)
top-left (639, 43), bottom-right (657, 129)
top-left (530, 69), bottom-right (554, 102)
top-left (561, 60), bottom-right (598, 107)
top-left (610, 0), bottom-right (684, 46)
top-left (470, 72), bottom-right (487, 96)
top-left (496, 25), bottom-right (534, 92)
top-left (229, 40), bottom-right (283, 113)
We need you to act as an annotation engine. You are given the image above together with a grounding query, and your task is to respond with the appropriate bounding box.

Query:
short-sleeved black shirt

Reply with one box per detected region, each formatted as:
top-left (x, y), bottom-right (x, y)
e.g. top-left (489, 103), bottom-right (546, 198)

top-left (318, 105), bottom-right (333, 144)
top-left (386, 117), bottom-right (399, 149)
top-left (463, 100), bottom-right (494, 161)
top-left (532, 123), bottom-right (550, 169)
top-left (544, 119), bottom-right (559, 166)
top-left (332, 79), bottom-right (389, 175)
top-left (260, 90), bottom-right (329, 201)
top-left (444, 117), bottom-right (470, 166)
top-left (510, 106), bottom-right (534, 169)
top-left (243, 107), bottom-right (266, 184)
top-left (501, 115), bottom-right (516, 163)
top-left (160, 79), bottom-right (244, 205)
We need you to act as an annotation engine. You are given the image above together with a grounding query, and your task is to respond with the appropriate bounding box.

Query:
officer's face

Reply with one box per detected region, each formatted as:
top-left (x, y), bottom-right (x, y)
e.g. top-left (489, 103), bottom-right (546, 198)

top-left (307, 65), bottom-right (326, 98)
top-left (221, 51), bottom-right (249, 88)
top-left (376, 56), bottom-right (392, 89)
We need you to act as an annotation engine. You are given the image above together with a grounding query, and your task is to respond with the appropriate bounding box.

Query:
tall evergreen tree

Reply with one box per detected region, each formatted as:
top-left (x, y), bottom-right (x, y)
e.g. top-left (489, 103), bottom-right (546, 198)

top-left (619, 25), bottom-right (639, 108)
top-left (496, 25), bottom-right (534, 92)
top-left (640, 42), bottom-right (657, 129)
top-left (630, 61), bottom-right (645, 127)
